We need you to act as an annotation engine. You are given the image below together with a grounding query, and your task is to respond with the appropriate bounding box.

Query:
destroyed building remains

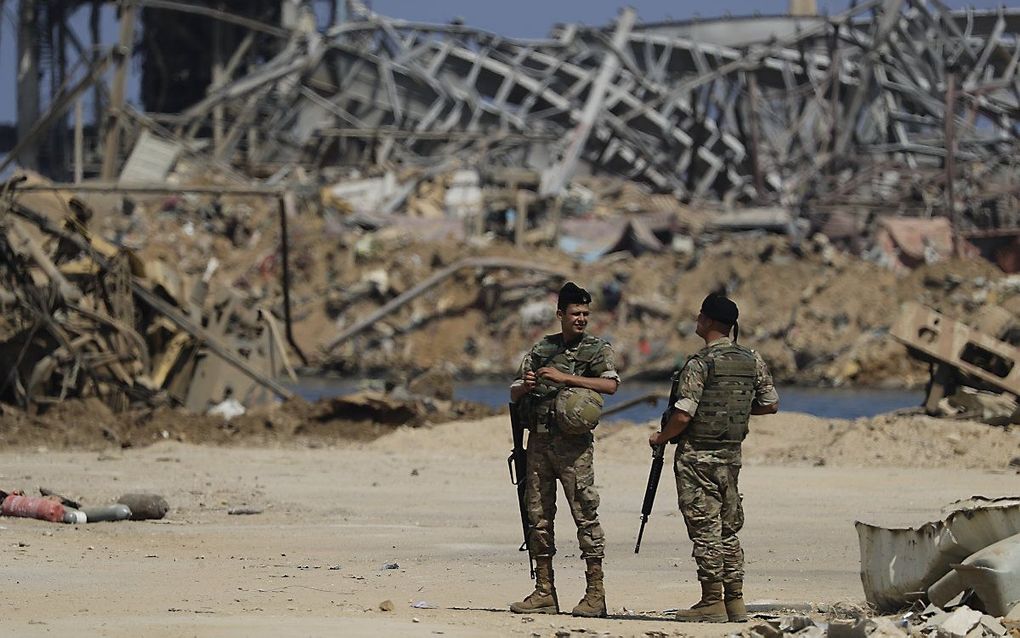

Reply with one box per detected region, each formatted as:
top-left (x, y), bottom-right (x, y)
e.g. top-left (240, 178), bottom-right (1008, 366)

top-left (3, 0), bottom-right (1020, 416)
top-left (7, 1), bottom-right (1020, 226)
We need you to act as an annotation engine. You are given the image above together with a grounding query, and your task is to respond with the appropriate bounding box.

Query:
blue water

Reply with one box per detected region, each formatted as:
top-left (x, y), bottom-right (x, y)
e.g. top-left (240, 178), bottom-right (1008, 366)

top-left (293, 378), bottom-right (921, 421)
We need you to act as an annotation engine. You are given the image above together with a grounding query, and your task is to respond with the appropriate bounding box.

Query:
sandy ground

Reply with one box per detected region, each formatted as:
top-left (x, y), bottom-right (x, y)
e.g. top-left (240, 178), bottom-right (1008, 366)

top-left (2, 412), bottom-right (1019, 637)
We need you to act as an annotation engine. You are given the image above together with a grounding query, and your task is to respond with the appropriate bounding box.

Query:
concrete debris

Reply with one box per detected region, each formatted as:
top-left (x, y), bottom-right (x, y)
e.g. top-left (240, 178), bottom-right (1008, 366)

top-left (734, 602), bottom-right (1016, 638)
top-left (1003, 604), bottom-right (1020, 629)
top-left (936, 607), bottom-right (985, 638)
top-left (827, 619), bottom-right (869, 638)
top-left (780, 616), bottom-right (817, 633)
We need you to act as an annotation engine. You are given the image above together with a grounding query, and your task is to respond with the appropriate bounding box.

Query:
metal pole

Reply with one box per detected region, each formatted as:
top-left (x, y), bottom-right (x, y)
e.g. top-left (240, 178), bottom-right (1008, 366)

top-left (74, 99), bottom-right (84, 183)
top-left (279, 192), bottom-right (309, 366)
top-left (945, 70), bottom-right (959, 257)
top-left (101, 1), bottom-right (137, 180)
top-left (746, 73), bottom-right (766, 202)
top-left (16, 0), bottom-right (41, 171)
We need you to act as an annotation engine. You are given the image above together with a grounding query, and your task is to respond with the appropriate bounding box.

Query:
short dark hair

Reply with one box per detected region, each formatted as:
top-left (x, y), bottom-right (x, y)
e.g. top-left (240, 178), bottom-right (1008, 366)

top-left (557, 282), bottom-right (592, 310)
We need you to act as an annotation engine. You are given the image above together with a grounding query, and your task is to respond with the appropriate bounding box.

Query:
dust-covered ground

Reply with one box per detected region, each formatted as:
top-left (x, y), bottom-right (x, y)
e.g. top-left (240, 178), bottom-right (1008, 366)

top-left (2, 411), bottom-right (1020, 637)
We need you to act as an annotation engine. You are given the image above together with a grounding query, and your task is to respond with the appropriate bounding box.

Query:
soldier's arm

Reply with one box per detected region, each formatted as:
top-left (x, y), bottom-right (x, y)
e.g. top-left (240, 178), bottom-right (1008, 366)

top-left (750, 350), bottom-right (779, 414)
top-left (533, 369), bottom-right (618, 395)
top-left (536, 340), bottom-right (620, 395)
top-left (650, 408), bottom-right (690, 445)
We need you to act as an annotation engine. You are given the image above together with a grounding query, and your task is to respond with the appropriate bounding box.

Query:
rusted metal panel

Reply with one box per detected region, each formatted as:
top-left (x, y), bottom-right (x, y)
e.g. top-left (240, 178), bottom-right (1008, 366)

top-left (890, 302), bottom-right (1020, 396)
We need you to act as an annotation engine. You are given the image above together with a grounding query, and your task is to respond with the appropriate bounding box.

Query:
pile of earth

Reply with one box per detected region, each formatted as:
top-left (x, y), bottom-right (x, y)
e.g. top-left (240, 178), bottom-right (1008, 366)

top-left (0, 394), bottom-right (498, 450)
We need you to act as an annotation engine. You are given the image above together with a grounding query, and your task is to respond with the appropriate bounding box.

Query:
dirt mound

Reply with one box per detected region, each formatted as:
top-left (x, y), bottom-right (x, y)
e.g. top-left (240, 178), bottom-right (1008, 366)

top-left (597, 412), bottom-right (1020, 470)
top-left (0, 396), bottom-right (498, 450)
top-left (3, 396), bottom-right (1014, 470)
top-left (362, 408), bottom-right (1020, 471)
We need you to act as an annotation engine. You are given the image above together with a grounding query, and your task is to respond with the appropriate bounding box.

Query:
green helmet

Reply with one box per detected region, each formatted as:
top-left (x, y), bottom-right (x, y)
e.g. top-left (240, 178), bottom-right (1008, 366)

top-left (554, 387), bottom-right (604, 435)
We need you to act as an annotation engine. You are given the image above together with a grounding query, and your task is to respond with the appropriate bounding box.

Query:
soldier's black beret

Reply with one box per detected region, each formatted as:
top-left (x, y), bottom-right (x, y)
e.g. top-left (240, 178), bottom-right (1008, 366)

top-left (700, 293), bottom-right (738, 325)
top-left (558, 282), bottom-right (592, 309)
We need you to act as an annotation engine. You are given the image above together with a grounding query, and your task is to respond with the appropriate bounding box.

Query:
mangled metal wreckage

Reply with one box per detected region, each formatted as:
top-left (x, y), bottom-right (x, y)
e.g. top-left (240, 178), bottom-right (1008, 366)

top-left (858, 497), bottom-right (1020, 617)
top-left (159, 0), bottom-right (1020, 227)
top-left (0, 178), bottom-right (295, 414)
top-left (7, 0), bottom-right (1020, 237)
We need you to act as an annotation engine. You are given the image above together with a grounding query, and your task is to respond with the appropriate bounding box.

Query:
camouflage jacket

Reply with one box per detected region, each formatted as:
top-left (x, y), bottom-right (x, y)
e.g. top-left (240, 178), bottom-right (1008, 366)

top-left (512, 333), bottom-right (620, 433)
top-left (673, 337), bottom-right (778, 465)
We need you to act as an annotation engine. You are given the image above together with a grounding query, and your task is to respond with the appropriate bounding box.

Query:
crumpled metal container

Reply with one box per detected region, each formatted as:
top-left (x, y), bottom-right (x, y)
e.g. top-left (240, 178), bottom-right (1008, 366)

top-left (856, 496), bottom-right (1020, 611)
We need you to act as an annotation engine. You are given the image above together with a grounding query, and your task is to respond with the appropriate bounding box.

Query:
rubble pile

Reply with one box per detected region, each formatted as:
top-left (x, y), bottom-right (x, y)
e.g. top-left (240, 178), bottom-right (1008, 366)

top-left (742, 603), bottom-right (1019, 638)
top-left (6, 169), bottom-right (1020, 411)
top-left (0, 175), bottom-right (295, 416)
top-left (3, 0), bottom-right (1020, 423)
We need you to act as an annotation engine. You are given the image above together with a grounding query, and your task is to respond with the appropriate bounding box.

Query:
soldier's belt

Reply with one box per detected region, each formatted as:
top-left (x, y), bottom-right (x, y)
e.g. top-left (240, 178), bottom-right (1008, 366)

top-left (687, 440), bottom-right (741, 451)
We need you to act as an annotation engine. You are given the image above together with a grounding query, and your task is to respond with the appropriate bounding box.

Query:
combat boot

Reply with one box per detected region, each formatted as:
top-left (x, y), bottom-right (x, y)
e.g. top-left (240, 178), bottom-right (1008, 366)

top-left (571, 558), bottom-right (607, 618)
top-left (675, 581), bottom-right (728, 623)
top-left (724, 581), bottom-right (748, 622)
top-left (510, 557), bottom-right (559, 614)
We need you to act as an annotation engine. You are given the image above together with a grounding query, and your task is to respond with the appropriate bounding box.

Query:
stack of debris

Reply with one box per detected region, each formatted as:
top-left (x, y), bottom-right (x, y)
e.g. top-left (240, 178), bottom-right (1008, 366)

top-left (0, 174), bottom-right (295, 415)
top-left (743, 604), bottom-right (1017, 638)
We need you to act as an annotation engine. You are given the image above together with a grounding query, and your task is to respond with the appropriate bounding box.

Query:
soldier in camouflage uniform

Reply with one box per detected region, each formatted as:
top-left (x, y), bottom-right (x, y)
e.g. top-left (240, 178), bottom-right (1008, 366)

top-left (509, 282), bottom-right (620, 618)
top-left (649, 293), bottom-right (779, 623)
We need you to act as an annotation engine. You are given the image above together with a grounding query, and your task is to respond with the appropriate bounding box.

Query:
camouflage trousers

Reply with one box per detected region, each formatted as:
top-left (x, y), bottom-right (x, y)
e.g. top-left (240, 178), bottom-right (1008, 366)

top-left (524, 432), bottom-right (605, 560)
top-left (674, 454), bottom-right (744, 585)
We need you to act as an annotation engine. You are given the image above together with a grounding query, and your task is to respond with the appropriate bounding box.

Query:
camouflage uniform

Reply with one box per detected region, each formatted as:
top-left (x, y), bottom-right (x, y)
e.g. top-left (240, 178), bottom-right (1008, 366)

top-left (512, 333), bottom-right (620, 559)
top-left (672, 337), bottom-right (778, 585)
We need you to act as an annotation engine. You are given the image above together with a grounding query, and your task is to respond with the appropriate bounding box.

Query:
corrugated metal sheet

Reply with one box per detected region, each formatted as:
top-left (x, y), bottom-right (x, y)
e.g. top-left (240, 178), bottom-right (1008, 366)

top-left (119, 131), bottom-right (182, 185)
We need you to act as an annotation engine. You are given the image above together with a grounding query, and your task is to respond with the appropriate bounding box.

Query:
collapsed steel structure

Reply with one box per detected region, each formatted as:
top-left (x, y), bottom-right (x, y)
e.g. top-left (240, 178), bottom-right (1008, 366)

top-left (7, 1), bottom-right (1020, 226)
top-left (165, 0), bottom-right (1019, 216)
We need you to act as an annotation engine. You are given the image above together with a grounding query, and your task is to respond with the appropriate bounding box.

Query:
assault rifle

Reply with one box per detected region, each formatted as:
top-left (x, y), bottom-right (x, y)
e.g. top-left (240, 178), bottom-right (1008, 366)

top-left (507, 402), bottom-right (535, 578)
top-left (634, 370), bottom-right (682, 553)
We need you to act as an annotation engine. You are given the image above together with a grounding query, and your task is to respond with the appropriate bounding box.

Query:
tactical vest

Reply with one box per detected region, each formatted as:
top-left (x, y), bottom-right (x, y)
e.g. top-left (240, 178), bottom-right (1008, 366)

top-left (686, 344), bottom-right (756, 448)
top-left (521, 334), bottom-right (607, 433)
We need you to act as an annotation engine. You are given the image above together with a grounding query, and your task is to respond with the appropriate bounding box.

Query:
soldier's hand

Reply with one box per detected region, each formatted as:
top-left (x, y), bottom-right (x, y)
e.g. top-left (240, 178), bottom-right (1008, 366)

top-left (522, 370), bottom-right (538, 390)
top-left (649, 432), bottom-right (663, 447)
top-left (536, 367), bottom-right (567, 384)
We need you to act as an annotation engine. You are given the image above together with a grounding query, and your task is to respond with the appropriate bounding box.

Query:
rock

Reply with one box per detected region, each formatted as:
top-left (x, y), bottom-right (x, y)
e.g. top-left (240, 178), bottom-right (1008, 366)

top-left (826, 601), bottom-right (867, 621)
top-left (937, 607), bottom-right (983, 638)
top-left (780, 616), bottom-right (815, 633)
top-left (828, 618), bottom-right (869, 638)
top-left (749, 622), bottom-right (783, 638)
top-left (1003, 603), bottom-right (1020, 629)
top-left (381, 562), bottom-right (399, 570)
top-left (798, 626), bottom-right (826, 638)
top-left (980, 615), bottom-right (1007, 637)
top-left (227, 507), bottom-right (263, 515)
top-left (379, 599), bottom-right (394, 611)
top-left (116, 493), bottom-right (169, 520)
top-left (868, 617), bottom-right (908, 638)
